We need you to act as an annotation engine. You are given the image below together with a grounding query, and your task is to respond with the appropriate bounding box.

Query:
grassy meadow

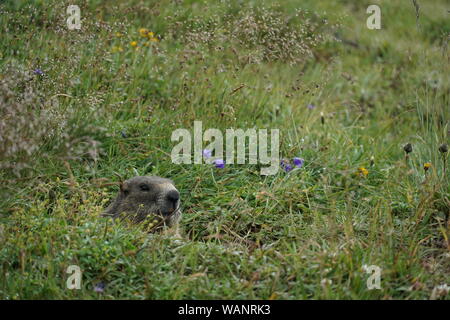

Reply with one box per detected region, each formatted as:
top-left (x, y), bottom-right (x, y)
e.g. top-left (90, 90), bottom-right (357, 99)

top-left (0, 0), bottom-right (449, 299)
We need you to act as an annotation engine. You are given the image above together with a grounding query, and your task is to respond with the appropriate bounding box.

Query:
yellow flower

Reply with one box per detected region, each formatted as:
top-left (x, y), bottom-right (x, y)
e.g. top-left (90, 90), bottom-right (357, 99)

top-left (423, 162), bottom-right (432, 171)
top-left (130, 41), bottom-right (138, 48)
top-left (139, 28), bottom-right (149, 37)
top-left (357, 167), bottom-right (369, 177)
top-left (115, 32), bottom-right (123, 37)
top-left (111, 46), bottom-right (124, 53)
top-left (147, 31), bottom-right (154, 38)
top-left (149, 37), bottom-right (159, 42)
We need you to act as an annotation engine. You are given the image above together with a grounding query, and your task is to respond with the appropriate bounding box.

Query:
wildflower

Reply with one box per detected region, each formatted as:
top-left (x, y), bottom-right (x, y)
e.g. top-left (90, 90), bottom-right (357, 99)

top-left (93, 282), bottom-right (105, 293)
top-left (202, 149), bottom-right (212, 159)
top-left (403, 143), bottom-right (412, 154)
top-left (321, 279), bottom-right (332, 286)
top-left (293, 157), bottom-right (304, 168)
top-left (149, 36), bottom-right (159, 42)
top-left (307, 104), bottom-right (315, 110)
top-left (130, 41), bottom-right (138, 48)
top-left (147, 31), bottom-right (154, 38)
top-left (111, 46), bottom-right (123, 53)
top-left (357, 167), bottom-right (369, 177)
top-left (139, 28), bottom-right (149, 37)
top-left (147, 218), bottom-right (159, 230)
top-left (280, 159), bottom-right (293, 172)
top-left (33, 68), bottom-right (44, 76)
top-left (423, 162), bottom-right (432, 172)
top-left (439, 144), bottom-right (448, 154)
top-left (214, 159), bottom-right (225, 169)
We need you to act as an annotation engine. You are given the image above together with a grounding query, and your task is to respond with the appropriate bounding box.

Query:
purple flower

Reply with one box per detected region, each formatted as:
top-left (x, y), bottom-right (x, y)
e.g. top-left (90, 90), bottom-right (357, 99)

top-left (213, 159), bottom-right (225, 169)
top-left (94, 282), bottom-right (105, 293)
top-left (280, 159), bottom-right (292, 172)
top-left (293, 157), bottom-right (304, 168)
top-left (202, 149), bottom-right (212, 159)
top-left (307, 104), bottom-right (315, 110)
top-left (33, 68), bottom-right (44, 76)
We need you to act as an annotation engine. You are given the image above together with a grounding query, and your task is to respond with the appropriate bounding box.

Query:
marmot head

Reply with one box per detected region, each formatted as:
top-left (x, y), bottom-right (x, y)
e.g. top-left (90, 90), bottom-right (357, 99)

top-left (103, 176), bottom-right (181, 226)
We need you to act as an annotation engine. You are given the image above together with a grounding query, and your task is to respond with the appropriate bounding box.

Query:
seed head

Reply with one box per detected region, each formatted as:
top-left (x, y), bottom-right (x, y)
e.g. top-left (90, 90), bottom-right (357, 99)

top-left (403, 143), bottom-right (412, 154)
top-left (438, 144), bottom-right (448, 154)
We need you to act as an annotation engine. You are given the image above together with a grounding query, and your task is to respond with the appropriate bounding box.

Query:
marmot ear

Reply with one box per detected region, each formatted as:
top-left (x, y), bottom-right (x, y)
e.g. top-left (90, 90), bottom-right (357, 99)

top-left (120, 181), bottom-right (129, 196)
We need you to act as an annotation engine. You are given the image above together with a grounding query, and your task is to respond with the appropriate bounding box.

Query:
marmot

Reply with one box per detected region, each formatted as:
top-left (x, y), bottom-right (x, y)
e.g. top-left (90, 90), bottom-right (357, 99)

top-left (102, 176), bottom-right (181, 233)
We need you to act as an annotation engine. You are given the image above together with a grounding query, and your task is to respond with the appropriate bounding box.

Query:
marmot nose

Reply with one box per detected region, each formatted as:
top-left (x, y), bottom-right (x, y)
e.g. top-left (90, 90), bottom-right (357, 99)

top-left (166, 190), bottom-right (180, 203)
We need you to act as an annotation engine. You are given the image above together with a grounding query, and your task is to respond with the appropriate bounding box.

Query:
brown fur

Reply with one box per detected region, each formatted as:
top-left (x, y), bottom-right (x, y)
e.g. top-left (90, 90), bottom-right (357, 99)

top-left (102, 176), bottom-right (181, 232)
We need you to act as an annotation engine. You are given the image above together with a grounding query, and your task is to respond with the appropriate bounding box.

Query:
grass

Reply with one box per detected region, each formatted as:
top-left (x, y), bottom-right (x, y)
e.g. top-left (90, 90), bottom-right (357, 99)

top-left (0, 0), bottom-right (449, 299)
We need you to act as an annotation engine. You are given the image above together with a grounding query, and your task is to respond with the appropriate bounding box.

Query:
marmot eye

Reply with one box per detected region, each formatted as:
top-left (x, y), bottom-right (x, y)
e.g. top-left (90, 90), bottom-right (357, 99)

top-left (139, 184), bottom-right (150, 191)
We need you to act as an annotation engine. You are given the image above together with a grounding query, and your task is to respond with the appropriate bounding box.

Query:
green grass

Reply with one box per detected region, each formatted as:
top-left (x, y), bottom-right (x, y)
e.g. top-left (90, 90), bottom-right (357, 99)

top-left (0, 0), bottom-right (449, 299)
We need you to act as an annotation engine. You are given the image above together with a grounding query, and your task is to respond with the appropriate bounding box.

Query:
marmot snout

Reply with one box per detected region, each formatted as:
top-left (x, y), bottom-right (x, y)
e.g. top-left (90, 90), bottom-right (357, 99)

top-left (102, 176), bottom-right (182, 229)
